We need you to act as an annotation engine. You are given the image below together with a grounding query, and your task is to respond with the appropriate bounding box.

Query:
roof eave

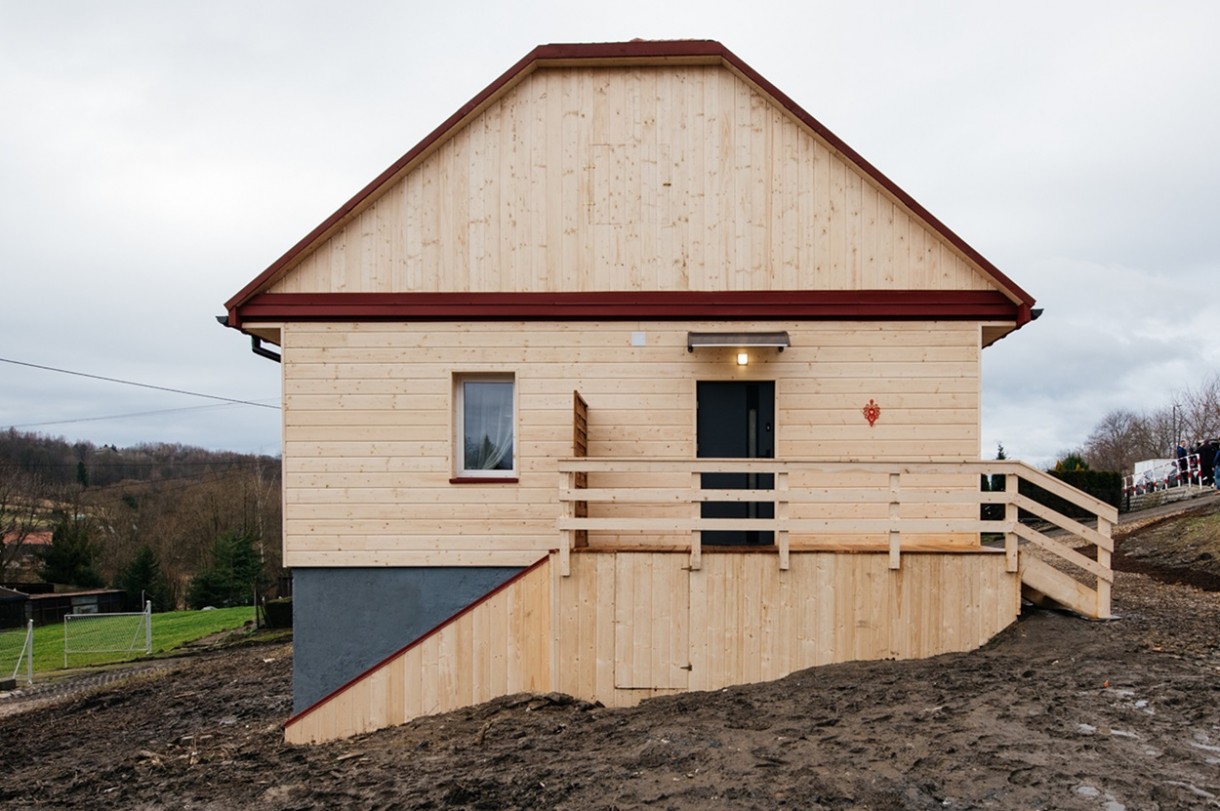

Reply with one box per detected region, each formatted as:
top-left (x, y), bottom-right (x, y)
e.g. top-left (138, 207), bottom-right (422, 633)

top-left (224, 39), bottom-right (1035, 315)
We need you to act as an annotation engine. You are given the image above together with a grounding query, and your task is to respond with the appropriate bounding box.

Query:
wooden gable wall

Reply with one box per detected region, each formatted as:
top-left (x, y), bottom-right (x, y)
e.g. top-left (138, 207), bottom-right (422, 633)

top-left (269, 65), bottom-right (999, 297)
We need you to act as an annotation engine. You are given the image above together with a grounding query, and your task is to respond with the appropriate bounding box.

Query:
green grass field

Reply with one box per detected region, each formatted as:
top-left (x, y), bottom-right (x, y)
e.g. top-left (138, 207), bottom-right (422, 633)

top-left (0, 605), bottom-right (257, 676)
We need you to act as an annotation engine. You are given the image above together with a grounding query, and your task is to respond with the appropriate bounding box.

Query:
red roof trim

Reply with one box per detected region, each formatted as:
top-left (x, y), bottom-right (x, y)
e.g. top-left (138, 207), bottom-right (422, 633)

top-left (226, 39), bottom-right (1035, 321)
top-left (232, 289), bottom-right (1025, 325)
top-left (283, 553), bottom-right (551, 733)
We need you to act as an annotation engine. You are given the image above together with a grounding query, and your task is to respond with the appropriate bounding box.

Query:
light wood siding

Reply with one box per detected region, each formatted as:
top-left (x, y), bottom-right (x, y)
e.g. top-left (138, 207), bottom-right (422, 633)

top-left (613, 553), bottom-right (689, 689)
top-left (287, 548), bottom-right (1017, 742)
top-left (281, 320), bottom-right (979, 567)
top-left (555, 548), bottom-right (1017, 708)
top-left (284, 558), bottom-right (553, 744)
top-left (269, 65), bottom-right (997, 297)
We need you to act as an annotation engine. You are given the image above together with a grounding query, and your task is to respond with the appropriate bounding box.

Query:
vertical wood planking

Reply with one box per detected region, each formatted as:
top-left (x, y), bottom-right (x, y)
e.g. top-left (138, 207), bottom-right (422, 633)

top-left (289, 549), bottom-right (1023, 745)
top-left (264, 64), bottom-right (1004, 298)
top-left (286, 559), bottom-right (553, 743)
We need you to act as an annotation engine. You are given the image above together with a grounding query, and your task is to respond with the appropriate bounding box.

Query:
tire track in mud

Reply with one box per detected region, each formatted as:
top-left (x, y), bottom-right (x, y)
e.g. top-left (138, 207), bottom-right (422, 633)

top-left (0, 661), bottom-right (177, 718)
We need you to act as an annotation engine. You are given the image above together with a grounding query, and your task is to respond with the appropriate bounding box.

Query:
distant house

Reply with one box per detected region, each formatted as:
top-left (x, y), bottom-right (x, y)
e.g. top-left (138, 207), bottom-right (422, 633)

top-left (222, 40), bottom-right (1115, 743)
top-left (1, 530), bottom-right (51, 581)
top-left (24, 589), bottom-right (126, 626)
top-left (0, 584), bottom-right (126, 628)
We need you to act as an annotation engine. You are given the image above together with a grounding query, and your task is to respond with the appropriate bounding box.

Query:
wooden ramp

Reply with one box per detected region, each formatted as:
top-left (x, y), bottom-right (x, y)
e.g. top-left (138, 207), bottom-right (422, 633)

top-left (284, 555), bottom-right (553, 744)
top-left (1010, 469), bottom-right (1116, 619)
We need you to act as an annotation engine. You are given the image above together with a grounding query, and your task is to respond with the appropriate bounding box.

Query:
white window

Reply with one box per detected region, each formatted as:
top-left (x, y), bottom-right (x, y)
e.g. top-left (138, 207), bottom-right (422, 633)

top-left (455, 374), bottom-right (516, 478)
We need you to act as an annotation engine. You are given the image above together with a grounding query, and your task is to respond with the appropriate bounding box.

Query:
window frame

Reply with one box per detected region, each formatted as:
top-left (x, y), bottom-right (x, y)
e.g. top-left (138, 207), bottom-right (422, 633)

top-left (452, 372), bottom-right (518, 482)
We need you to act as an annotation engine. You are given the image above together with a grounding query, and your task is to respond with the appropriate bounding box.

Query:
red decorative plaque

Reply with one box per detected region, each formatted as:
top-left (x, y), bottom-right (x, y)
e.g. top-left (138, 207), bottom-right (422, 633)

top-left (862, 399), bottom-right (881, 427)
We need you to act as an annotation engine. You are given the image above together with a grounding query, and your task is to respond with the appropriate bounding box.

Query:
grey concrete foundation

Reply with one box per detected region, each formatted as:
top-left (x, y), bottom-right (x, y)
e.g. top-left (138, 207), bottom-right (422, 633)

top-left (291, 566), bottom-right (521, 712)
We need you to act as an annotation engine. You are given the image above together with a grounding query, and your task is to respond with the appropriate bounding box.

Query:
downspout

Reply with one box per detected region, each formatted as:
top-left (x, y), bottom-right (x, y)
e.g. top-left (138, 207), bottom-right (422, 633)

top-left (213, 315), bottom-right (282, 363)
top-left (250, 335), bottom-right (282, 363)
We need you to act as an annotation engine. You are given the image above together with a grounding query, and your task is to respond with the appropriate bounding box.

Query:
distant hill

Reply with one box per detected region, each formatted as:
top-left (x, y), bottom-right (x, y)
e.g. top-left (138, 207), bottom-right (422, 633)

top-left (0, 428), bottom-right (278, 489)
top-left (0, 428), bottom-right (283, 604)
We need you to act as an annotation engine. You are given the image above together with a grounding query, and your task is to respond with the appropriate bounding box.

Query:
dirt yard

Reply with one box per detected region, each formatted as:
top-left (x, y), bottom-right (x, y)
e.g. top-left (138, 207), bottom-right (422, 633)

top-left (3, 498), bottom-right (1220, 810)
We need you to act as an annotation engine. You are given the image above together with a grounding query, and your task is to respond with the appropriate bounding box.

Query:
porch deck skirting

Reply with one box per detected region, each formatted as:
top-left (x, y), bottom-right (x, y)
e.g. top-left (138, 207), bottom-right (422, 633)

top-left (284, 548), bottom-right (1017, 744)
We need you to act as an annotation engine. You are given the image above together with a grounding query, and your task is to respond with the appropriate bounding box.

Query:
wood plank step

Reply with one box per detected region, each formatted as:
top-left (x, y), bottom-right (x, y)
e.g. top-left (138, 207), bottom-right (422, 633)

top-left (1020, 554), bottom-right (1102, 618)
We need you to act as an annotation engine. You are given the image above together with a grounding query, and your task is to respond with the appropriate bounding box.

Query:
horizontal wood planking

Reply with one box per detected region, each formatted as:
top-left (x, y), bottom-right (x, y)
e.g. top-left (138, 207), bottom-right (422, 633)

top-left (284, 549), bottom-right (548, 567)
top-left (565, 465), bottom-right (979, 548)
top-left (269, 66), bottom-right (998, 298)
top-left (284, 344), bottom-right (980, 365)
top-left (283, 321), bottom-right (983, 343)
top-left (281, 320), bottom-right (981, 565)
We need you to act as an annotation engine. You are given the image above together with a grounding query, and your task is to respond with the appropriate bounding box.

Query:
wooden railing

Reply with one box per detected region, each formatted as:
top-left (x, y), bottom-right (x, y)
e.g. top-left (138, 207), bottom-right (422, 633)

top-left (557, 459), bottom-right (1115, 618)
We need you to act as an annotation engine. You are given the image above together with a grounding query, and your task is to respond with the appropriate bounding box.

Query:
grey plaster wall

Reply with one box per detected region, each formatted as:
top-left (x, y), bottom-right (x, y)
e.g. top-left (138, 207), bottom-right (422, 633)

top-left (292, 566), bottom-right (521, 712)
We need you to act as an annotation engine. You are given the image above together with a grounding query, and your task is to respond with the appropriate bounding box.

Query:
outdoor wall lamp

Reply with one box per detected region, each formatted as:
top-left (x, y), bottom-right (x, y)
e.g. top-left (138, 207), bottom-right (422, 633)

top-left (737, 352), bottom-right (749, 366)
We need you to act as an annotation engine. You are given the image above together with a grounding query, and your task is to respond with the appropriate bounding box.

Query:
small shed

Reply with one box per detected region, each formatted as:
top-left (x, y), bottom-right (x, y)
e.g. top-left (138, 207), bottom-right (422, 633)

top-left (23, 589), bottom-right (126, 627)
top-left (222, 40), bottom-right (1114, 743)
top-left (0, 587), bottom-right (27, 629)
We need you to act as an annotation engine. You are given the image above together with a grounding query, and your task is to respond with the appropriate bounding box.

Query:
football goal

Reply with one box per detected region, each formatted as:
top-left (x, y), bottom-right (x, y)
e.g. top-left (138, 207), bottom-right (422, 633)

top-left (63, 602), bottom-right (152, 667)
top-left (1, 620), bottom-right (34, 687)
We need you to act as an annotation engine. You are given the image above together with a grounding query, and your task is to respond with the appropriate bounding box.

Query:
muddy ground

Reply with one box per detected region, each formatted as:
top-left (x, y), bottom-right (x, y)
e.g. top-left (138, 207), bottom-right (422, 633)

top-left (3, 498), bottom-right (1220, 810)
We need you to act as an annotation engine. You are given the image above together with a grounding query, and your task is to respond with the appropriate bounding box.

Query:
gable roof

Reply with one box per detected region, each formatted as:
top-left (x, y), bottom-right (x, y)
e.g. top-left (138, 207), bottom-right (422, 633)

top-left (224, 40), bottom-right (1035, 331)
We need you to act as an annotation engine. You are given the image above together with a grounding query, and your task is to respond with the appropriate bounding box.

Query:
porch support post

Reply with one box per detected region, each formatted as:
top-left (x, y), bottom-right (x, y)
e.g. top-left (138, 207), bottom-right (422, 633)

top-left (888, 472), bottom-right (901, 570)
top-left (1004, 473), bottom-right (1019, 573)
top-left (777, 470), bottom-right (790, 571)
top-left (690, 470), bottom-right (702, 571)
top-left (559, 469), bottom-right (573, 577)
top-left (1096, 517), bottom-right (1112, 618)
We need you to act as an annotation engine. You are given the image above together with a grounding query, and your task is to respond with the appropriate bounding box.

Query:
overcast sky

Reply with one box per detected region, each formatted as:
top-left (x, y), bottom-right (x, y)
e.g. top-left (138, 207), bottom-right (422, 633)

top-left (1, 1), bottom-right (1217, 467)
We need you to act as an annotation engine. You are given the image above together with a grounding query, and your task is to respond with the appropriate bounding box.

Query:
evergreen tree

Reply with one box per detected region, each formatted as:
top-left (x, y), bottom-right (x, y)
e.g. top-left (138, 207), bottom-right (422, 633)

top-left (981, 443), bottom-right (1007, 521)
top-left (38, 511), bottom-right (103, 588)
top-left (117, 545), bottom-right (173, 612)
top-left (187, 530), bottom-right (266, 608)
top-left (1055, 452), bottom-right (1089, 472)
top-left (990, 443), bottom-right (1008, 493)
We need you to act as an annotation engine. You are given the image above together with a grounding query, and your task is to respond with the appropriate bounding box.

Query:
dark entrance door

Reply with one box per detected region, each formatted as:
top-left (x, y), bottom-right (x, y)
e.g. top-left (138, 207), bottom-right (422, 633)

top-left (696, 381), bottom-right (775, 546)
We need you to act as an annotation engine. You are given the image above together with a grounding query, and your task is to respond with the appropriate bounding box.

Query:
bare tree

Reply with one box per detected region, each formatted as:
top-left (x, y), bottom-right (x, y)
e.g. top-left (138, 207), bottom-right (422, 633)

top-left (89, 486), bottom-right (148, 588)
top-left (1082, 386), bottom-right (1220, 475)
top-left (1176, 372), bottom-right (1220, 443)
top-left (1083, 410), bottom-right (1164, 474)
top-left (1144, 406), bottom-right (1177, 457)
top-left (0, 461), bottom-right (50, 580)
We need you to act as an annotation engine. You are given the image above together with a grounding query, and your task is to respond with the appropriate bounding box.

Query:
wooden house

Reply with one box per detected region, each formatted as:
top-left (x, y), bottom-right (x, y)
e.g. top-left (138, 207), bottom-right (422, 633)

top-left (221, 40), bottom-right (1115, 744)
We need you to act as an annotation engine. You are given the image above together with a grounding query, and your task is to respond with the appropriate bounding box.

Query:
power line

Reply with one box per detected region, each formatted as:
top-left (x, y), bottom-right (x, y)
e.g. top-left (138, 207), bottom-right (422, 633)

top-left (0, 356), bottom-right (280, 409)
top-left (10, 400), bottom-right (280, 429)
top-left (16, 458), bottom-right (279, 470)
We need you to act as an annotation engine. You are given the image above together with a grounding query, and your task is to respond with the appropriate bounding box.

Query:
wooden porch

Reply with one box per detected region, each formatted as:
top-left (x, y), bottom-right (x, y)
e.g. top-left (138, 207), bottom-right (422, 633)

top-left (284, 459), bottom-right (1114, 743)
top-left (558, 458), bottom-right (1115, 620)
